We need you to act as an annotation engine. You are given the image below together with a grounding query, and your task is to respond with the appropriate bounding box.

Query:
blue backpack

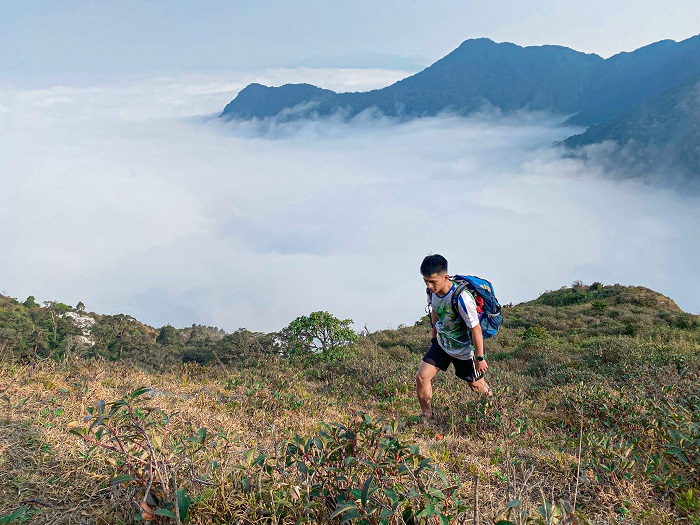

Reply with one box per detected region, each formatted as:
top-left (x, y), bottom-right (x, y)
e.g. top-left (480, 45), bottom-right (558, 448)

top-left (450, 275), bottom-right (503, 339)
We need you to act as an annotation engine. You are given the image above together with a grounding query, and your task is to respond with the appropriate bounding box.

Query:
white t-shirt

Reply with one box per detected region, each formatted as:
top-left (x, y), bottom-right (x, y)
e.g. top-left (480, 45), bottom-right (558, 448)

top-left (429, 282), bottom-right (480, 359)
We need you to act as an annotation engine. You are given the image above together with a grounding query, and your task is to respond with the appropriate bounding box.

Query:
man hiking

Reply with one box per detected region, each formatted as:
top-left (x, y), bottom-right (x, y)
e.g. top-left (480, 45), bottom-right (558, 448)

top-left (416, 254), bottom-right (492, 420)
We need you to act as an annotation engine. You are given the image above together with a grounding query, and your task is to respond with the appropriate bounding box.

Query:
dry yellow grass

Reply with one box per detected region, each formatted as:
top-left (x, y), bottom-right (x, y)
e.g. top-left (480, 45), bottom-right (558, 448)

top-left (1, 350), bottom-right (685, 525)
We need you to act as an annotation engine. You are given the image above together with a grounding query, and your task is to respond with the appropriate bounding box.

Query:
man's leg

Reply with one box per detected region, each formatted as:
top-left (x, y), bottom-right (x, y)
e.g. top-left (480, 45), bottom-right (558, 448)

top-left (416, 360), bottom-right (439, 418)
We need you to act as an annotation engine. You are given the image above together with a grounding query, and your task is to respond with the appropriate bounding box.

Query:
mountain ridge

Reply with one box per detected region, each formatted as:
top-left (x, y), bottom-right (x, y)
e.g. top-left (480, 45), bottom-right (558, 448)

top-left (221, 38), bottom-right (603, 120)
top-left (220, 35), bottom-right (700, 178)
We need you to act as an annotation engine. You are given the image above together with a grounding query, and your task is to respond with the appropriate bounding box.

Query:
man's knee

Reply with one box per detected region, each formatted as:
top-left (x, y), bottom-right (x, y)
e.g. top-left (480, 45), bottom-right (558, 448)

top-left (416, 367), bottom-right (435, 387)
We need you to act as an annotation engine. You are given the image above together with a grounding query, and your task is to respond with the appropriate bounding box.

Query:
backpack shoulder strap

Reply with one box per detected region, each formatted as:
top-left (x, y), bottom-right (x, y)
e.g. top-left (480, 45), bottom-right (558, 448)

top-left (450, 276), bottom-right (473, 315)
top-left (425, 287), bottom-right (433, 327)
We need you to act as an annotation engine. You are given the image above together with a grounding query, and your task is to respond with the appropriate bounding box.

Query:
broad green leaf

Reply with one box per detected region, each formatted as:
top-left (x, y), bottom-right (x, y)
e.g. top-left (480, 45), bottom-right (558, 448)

top-left (297, 461), bottom-right (308, 475)
top-left (340, 509), bottom-right (360, 523)
top-left (154, 508), bottom-right (176, 518)
top-left (385, 489), bottom-right (399, 508)
top-left (328, 503), bottom-right (356, 520)
top-left (109, 475), bottom-right (135, 485)
top-left (427, 488), bottom-right (445, 499)
top-left (88, 417), bottom-right (102, 434)
top-left (361, 476), bottom-right (374, 507)
top-left (177, 487), bottom-right (193, 522)
top-left (130, 386), bottom-right (151, 399)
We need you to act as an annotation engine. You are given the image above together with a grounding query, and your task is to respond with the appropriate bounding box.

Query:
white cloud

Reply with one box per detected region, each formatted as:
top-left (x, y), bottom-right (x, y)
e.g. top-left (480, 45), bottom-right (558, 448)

top-left (1, 70), bottom-right (698, 333)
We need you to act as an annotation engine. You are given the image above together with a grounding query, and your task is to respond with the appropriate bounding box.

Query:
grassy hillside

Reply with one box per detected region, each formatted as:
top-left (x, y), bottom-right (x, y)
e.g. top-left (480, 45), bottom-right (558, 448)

top-left (0, 282), bottom-right (698, 524)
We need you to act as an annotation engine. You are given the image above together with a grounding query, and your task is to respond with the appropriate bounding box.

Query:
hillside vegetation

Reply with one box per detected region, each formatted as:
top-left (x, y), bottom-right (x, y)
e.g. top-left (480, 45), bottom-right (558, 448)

top-left (0, 282), bottom-right (698, 524)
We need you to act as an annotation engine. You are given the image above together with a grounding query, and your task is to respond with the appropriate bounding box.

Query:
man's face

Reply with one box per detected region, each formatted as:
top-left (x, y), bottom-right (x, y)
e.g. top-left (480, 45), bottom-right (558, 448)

top-left (423, 271), bottom-right (452, 296)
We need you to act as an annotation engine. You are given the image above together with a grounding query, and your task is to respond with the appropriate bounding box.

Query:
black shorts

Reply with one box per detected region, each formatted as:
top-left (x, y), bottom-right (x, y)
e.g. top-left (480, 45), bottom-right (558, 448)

top-left (422, 338), bottom-right (484, 383)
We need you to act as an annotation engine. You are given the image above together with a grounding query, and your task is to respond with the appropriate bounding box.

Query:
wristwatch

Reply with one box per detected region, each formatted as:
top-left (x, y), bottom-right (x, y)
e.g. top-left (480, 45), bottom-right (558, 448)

top-left (475, 355), bottom-right (485, 362)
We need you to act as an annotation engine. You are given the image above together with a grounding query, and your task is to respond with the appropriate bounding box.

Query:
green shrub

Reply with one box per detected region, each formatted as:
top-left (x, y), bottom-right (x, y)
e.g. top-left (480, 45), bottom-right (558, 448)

top-left (71, 387), bottom-right (215, 523)
top-left (230, 412), bottom-right (468, 523)
top-left (591, 300), bottom-right (608, 314)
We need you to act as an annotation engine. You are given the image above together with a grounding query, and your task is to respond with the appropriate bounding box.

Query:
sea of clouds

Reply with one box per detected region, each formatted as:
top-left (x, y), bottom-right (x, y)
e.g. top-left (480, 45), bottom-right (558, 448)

top-left (1, 68), bottom-right (698, 333)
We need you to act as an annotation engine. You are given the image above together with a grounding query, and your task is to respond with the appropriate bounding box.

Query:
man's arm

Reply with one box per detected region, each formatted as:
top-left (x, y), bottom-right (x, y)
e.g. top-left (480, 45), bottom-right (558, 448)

top-left (456, 292), bottom-right (488, 374)
top-left (470, 323), bottom-right (488, 374)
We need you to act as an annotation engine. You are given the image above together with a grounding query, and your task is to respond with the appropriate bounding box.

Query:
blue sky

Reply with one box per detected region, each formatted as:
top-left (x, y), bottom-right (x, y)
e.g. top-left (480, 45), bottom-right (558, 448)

top-left (2, 0), bottom-right (700, 84)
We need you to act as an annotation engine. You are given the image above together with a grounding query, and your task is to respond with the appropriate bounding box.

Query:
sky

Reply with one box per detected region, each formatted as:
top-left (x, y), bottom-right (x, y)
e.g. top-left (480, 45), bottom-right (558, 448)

top-left (2, 1), bottom-right (700, 84)
top-left (1, 2), bottom-right (699, 331)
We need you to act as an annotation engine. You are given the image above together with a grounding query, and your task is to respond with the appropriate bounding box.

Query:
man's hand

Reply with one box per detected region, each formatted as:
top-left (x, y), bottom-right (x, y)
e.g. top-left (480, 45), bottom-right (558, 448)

top-left (475, 358), bottom-right (488, 374)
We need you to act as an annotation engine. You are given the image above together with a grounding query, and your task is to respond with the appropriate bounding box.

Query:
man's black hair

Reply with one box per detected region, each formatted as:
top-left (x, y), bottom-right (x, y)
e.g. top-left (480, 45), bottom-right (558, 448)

top-left (420, 254), bottom-right (448, 276)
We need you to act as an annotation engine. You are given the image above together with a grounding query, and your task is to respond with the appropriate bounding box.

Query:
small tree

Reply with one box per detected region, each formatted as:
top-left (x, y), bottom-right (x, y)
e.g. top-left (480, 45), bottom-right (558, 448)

top-left (23, 296), bottom-right (38, 309)
top-left (156, 325), bottom-right (178, 346)
top-left (215, 328), bottom-right (267, 363)
top-left (572, 280), bottom-right (586, 293)
top-left (283, 311), bottom-right (357, 359)
top-left (43, 301), bottom-right (68, 345)
top-left (92, 314), bottom-right (147, 360)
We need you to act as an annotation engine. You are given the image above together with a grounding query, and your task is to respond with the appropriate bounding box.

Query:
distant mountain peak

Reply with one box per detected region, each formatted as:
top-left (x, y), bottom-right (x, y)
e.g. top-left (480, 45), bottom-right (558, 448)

top-left (219, 34), bottom-right (700, 180)
top-left (222, 38), bottom-right (602, 121)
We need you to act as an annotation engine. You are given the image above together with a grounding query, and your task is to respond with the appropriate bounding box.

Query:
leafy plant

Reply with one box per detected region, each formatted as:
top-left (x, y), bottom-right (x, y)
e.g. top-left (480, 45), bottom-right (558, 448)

top-left (676, 488), bottom-right (700, 524)
top-left (231, 412), bottom-right (467, 523)
top-left (71, 387), bottom-right (225, 524)
top-left (0, 506), bottom-right (30, 525)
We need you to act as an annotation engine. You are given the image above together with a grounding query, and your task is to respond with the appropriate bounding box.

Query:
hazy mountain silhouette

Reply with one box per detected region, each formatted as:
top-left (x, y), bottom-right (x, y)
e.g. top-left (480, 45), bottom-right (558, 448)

top-left (222, 83), bottom-right (338, 120)
top-left (565, 35), bottom-right (700, 128)
top-left (220, 35), bottom-right (700, 178)
top-left (564, 74), bottom-right (700, 179)
top-left (221, 39), bottom-right (603, 120)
